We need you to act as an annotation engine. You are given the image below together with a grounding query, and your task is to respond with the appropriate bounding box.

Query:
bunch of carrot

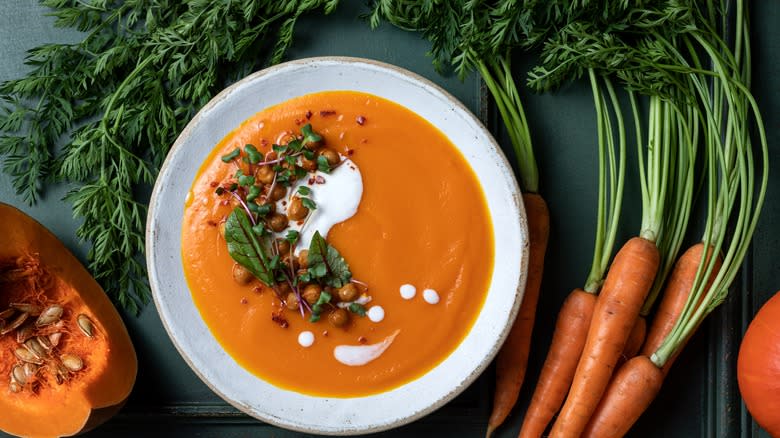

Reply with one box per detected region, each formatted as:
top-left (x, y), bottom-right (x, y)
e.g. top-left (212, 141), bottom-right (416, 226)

top-left (511, 1), bottom-right (769, 437)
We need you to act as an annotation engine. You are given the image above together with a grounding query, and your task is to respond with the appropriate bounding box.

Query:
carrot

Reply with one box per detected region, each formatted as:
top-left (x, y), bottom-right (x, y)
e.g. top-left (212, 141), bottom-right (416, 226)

top-left (548, 236), bottom-right (659, 438)
top-left (641, 243), bottom-right (721, 372)
top-left (581, 355), bottom-right (664, 438)
top-left (517, 288), bottom-right (596, 438)
top-left (516, 72), bottom-right (626, 438)
top-left (486, 192), bottom-right (549, 437)
top-left (583, 243), bottom-right (723, 437)
top-left (617, 316), bottom-right (646, 367)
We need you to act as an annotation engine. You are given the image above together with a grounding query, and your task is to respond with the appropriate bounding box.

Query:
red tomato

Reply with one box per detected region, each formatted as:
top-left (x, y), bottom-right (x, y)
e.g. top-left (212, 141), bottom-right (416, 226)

top-left (738, 290), bottom-right (780, 437)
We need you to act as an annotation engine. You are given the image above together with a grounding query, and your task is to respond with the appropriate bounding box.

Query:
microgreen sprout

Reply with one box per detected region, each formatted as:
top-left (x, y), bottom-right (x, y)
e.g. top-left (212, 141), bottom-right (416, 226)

top-left (221, 148), bottom-right (240, 163)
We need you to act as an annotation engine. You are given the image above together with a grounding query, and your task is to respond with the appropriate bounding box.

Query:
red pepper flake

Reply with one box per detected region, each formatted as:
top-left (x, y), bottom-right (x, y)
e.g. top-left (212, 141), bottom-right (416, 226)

top-left (308, 177), bottom-right (316, 185)
top-left (319, 110), bottom-right (337, 117)
top-left (271, 312), bottom-right (289, 328)
top-left (305, 110), bottom-right (313, 120)
top-left (315, 175), bottom-right (326, 184)
top-left (297, 220), bottom-right (304, 226)
top-left (356, 115), bottom-right (366, 125)
top-left (346, 148), bottom-right (355, 156)
top-left (261, 138), bottom-right (268, 146)
top-left (322, 330), bottom-right (329, 337)
top-left (294, 118), bottom-right (303, 126)
top-left (240, 297), bottom-right (248, 305)
top-left (220, 199), bottom-right (230, 206)
top-left (358, 336), bottom-right (368, 344)
top-left (281, 201), bottom-right (287, 206)
top-left (360, 138), bottom-right (368, 144)
top-left (206, 220), bottom-right (218, 227)
top-left (253, 286), bottom-right (263, 294)
top-left (210, 181), bottom-right (219, 188)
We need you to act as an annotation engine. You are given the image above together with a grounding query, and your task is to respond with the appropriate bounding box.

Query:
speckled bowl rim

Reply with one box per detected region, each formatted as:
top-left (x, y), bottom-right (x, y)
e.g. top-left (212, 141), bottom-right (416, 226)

top-left (146, 56), bottom-right (528, 435)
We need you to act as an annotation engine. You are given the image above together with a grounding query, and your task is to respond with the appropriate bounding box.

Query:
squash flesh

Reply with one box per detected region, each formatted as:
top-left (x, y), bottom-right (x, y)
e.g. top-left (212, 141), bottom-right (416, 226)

top-left (0, 203), bottom-right (137, 437)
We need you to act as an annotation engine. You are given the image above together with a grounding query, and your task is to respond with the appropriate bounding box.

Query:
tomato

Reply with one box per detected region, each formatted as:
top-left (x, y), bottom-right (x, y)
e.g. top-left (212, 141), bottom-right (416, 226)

top-left (738, 290), bottom-right (780, 437)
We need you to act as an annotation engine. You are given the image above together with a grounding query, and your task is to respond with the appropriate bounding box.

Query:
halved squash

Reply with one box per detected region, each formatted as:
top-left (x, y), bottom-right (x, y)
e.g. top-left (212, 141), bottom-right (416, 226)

top-left (0, 203), bottom-right (137, 437)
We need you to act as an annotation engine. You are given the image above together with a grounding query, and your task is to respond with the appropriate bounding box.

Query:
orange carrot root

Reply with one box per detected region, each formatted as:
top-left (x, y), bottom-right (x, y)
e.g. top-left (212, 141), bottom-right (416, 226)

top-left (487, 193), bottom-right (550, 438)
top-left (641, 243), bottom-right (721, 374)
top-left (518, 288), bottom-right (597, 438)
top-left (616, 316), bottom-right (646, 369)
top-left (581, 355), bottom-right (664, 438)
top-left (549, 236), bottom-right (659, 438)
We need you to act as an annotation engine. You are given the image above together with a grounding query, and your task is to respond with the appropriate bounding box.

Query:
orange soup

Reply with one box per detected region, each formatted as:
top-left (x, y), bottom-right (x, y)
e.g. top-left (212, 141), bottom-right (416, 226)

top-left (182, 91), bottom-right (494, 397)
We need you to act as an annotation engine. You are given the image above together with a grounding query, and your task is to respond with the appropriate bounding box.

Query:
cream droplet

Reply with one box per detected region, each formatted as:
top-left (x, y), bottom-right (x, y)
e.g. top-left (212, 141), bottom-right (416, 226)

top-left (367, 306), bottom-right (385, 323)
top-left (423, 288), bottom-right (440, 304)
top-left (298, 331), bottom-right (314, 348)
top-left (399, 284), bottom-right (416, 300)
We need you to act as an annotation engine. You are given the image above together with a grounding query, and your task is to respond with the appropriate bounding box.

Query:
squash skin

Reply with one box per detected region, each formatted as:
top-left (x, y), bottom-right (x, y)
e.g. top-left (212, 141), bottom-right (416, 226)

top-left (738, 290), bottom-right (780, 438)
top-left (0, 203), bottom-right (137, 437)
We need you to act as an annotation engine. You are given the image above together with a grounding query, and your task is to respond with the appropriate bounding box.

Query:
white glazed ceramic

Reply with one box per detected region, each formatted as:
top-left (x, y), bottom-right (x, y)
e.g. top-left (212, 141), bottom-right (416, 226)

top-left (146, 57), bottom-right (528, 435)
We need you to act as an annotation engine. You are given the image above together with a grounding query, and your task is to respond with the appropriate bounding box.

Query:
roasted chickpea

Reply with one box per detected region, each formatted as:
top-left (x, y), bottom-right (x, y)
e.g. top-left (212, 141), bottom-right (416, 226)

top-left (318, 148), bottom-right (340, 166)
top-left (232, 263), bottom-right (253, 285)
top-left (257, 165), bottom-right (275, 184)
top-left (266, 213), bottom-right (289, 232)
top-left (282, 254), bottom-right (298, 271)
top-left (300, 155), bottom-right (317, 171)
top-left (302, 284), bottom-right (323, 305)
top-left (328, 308), bottom-right (350, 328)
top-left (275, 238), bottom-right (291, 255)
top-left (287, 197), bottom-right (309, 221)
top-left (285, 292), bottom-right (300, 311)
top-left (297, 249), bottom-right (309, 269)
top-left (337, 283), bottom-right (359, 302)
top-left (268, 184), bottom-right (287, 202)
top-left (304, 137), bottom-right (322, 150)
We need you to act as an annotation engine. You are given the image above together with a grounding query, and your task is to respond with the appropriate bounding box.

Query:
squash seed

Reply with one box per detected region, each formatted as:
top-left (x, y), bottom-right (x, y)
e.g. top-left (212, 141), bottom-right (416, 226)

top-left (76, 314), bottom-right (94, 338)
top-left (23, 337), bottom-right (47, 360)
top-left (50, 361), bottom-right (70, 384)
top-left (0, 308), bottom-right (15, 319)
top-left (48, 332), bottom-right (62, 348)
top-left (22, 363), bottom-right (38, 382)
top-left (36, 335), bottom-right (53, 351)
top-left (1, 312), bottom-right (28, 335)
top-left (14, 347), bottom-right (43, 365)
top-left (9, 379), bottom-right (22, 393)
top-left (11, 365), bottom-right (26, 385)
top-left (15, 323), bottom-right (34, 344)
top-left (35, 305), bottom-right (63, 327)
top-left (60, 354), bottom-right (83, 372)
top-left (10, 303), bottom-right (41, 316)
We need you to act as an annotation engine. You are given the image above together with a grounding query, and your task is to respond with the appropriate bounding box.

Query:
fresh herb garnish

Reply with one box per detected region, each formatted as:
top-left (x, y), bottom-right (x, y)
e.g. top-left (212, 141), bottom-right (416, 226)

top-left (285, 230), bottom-right (300, 244)
top-left (301, 198), bottom-right (317, 211)
top-left (309, 291), bottom-right (332, 322)
top-left (224, 208), bottom-right (274, 287)
top-left (348, 303), bottom-right (367, 317)
top-left (247, 185), bottom-right (262, 202)
top-left (222, 148), bottom-right (241, 163)
top-left (297, 185), bottom-right (312, 196)
top-left (307, 231), bottom-right (351, 288)
top-left (0, 0), bottom-right (340, 314)
top-left (301, 123), bottom-right (322, 145)
top-left (244, 144), bottom-right (262, 164)
top-left (317, 155), bottom-right (331, 173)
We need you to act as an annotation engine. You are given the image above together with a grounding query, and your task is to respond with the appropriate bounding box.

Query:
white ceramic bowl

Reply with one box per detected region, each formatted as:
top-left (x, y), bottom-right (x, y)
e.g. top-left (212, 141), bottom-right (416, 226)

top-left (147, 57), bottom-right (528, 435)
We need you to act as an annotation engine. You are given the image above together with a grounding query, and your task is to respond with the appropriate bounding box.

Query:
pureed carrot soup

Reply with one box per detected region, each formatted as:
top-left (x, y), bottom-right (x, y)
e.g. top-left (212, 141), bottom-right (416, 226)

top-left (181, 91), bottom-right (494, 397)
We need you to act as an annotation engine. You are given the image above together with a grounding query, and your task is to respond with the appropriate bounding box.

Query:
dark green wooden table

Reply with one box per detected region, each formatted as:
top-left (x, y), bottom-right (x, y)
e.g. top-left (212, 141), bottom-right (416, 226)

top-left (1, 1), bottom-right (777, 437)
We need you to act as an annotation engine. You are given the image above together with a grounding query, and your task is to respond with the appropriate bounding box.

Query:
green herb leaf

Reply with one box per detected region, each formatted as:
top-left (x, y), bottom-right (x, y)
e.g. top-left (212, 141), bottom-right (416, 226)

top-left (247, 185), bottom-right (262, 202)
top-left (309, 290), bottom-right (332, 321)
top-left (221, 148), bottom-right (240, 163)
top-left (224, 208), bottom-right (274, 287)
top-left (297, 185), bottom-right (312, 196)
top-left (303, 149), bottom-right (316, 160)
top-left (285, 229), bottom-right (300, 244)
top-left (301, 124), bottom-right (322, 145)
top-left (272, 144), bottom-right (287, 154)
top-left (348, 302), bottom-right (367, 316)
top-left (301, 197), bottom-right (317, 210)
top-left (307, 231), bottom-right (351, 287)
top-left (244, 144), bottom-right (262, 164)
top-left (317, 155), bottom-right (331, 173)
top-left (238, 174), bottom-right (255, 187)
